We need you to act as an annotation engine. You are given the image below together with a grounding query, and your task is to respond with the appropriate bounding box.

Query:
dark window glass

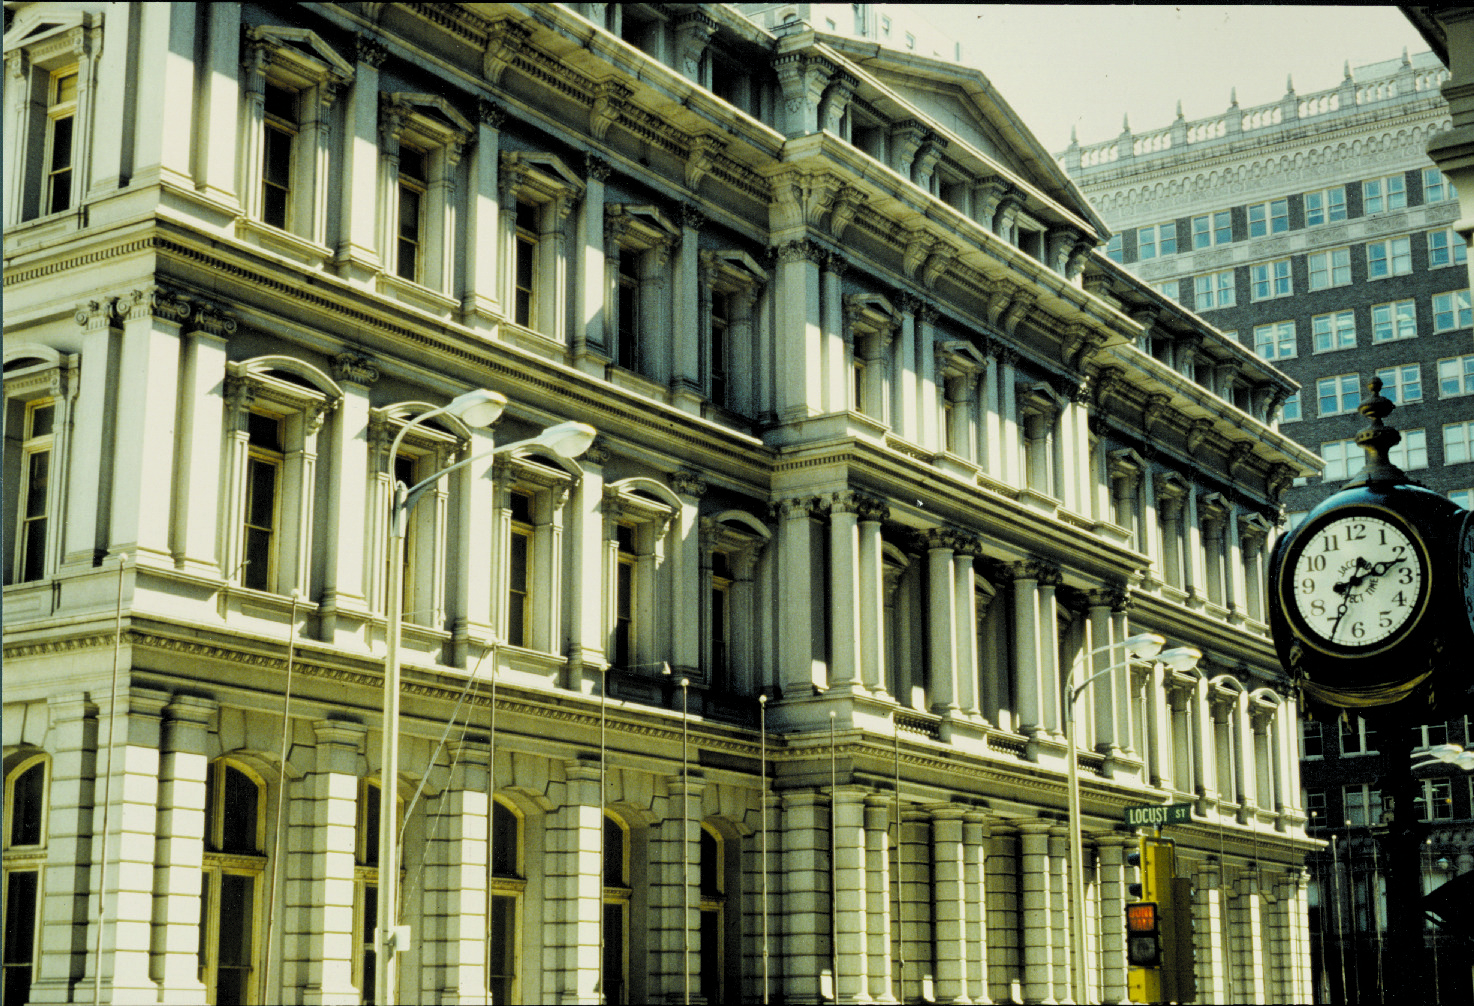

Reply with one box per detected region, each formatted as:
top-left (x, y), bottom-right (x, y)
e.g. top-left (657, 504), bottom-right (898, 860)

top-left (9, 764), bottom-right (44, 846)
top-left (262, 125), bottom-right (292, 229)
top-left (489, 893), bottom-right (516, 1003)
top-left (603, 817), bottom-right (625, 885)
top-left (3, 869), bottom-right (38, 1005)
top-left (220, 767), bottom-right (259, 853)
top-left (247, 412), bottom-right (280, 451)
top-left (491, 802), bottom-right (518, 877)
top-left (215, 873), bottom-right (254, 1004)
top-left (47, 116), bottom-right (72, 214)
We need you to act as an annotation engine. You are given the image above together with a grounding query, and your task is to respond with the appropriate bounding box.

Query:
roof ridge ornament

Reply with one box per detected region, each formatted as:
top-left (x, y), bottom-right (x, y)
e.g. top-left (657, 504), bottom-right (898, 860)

top-left (1343, 377), bottom-right (1408, 488)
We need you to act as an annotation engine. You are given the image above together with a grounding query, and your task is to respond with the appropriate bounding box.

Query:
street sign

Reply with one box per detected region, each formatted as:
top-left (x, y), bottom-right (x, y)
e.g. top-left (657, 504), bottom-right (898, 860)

top-left (1124, 802), bottom-right (1192, 828)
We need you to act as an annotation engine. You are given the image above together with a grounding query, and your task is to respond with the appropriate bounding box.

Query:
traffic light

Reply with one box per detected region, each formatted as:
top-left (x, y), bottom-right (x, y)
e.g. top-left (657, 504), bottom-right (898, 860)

top-left (1125, 901), bottom-right (1162, 966)
top-left (1126, 838), bottom-right (1193, 1003)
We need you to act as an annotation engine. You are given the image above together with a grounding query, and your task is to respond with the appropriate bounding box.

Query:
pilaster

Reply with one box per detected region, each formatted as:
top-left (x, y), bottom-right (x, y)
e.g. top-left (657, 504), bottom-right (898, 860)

top-left (150, 695), bottom-right (215, 1003)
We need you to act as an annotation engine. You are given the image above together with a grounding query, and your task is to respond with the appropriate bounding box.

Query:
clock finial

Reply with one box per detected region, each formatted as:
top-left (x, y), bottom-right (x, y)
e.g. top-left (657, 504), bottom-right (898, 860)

top-left (1344, 376), bottom-right (1406, 487)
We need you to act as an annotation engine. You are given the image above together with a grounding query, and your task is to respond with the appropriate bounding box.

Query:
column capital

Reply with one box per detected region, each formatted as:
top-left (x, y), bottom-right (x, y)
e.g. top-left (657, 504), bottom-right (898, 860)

top-left (332, 352), bottom-right (381, 386)
top-left (670, 470), bottom-right (708, 499)
top-left (771, 495), bottom-right (820, 520)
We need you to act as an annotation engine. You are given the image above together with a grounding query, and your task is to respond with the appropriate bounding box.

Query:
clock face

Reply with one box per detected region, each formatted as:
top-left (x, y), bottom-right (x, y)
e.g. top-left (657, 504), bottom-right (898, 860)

top-left (1284, 510), bottom-right (1430, 655)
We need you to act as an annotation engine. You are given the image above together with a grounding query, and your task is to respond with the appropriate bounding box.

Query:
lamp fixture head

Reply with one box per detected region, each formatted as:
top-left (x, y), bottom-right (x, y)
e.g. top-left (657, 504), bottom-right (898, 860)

top-left (1158, 646), bottom-right (1203, 672)
top-left (532, 420), bottom-right (597, 459)
top-left (445, 389), bottom-right (506, 428)
top-left (1124, 632), bottom-right (1166, 660)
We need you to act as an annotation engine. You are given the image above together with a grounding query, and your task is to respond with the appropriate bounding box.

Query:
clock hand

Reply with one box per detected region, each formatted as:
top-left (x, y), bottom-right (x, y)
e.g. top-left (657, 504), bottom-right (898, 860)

top-left (1328, 594), bottom-right (1351, 643)
top-left (1333, 557), bottom-right (1368, 595)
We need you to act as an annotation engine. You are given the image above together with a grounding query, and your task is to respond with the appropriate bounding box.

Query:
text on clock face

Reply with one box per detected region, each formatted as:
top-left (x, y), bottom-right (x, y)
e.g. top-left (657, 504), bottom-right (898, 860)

top-left (1292, 516), bottom-right (1422, 647)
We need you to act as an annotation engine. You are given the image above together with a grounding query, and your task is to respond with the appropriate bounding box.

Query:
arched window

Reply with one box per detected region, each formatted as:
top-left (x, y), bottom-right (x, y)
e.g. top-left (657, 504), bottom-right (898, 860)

top-left (603, 813), bottom-right (631, 1005)
top-left (698, 825), bottom-right (726, 1005)
top-left (3, 754), bottom-right (47, 1006)
top-left (200, 761), bottom-right (266, 1005)
top-left (355, 780), bottom-right (404, 1005)
top-left (489, 799), bottom-right (524, 1004)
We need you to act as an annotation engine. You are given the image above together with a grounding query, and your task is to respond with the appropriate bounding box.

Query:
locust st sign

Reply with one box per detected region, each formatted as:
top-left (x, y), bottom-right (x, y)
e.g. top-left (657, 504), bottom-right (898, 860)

top-left (1124, 802), bottom-right (1192, 828)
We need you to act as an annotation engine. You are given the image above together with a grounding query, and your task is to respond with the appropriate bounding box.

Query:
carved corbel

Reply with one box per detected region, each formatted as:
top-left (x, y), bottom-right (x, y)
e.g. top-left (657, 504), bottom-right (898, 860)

top-left (684, 134), bottom-right (726, 190)
top-left (672, 13), bottom-right (717, 81)
top-left (332, 352), bottom-right (381, 386)
top-left (1142, 393), bottom-right (1172, 436)
top-left (483, 18), bottom-right (532, 85)
top-left (921, 244), bottom-right (958, 289)
top-left (902, 229), bottom-right (935, 280)
top-left (1186, 418), bottom-right (1215, 456)
top-left (1093, 366), bottom-right (1124, 409)
top-left (671, 470), bottom-right (708, 499)
top-left (1000, 292), bottom-right (1036, 336)
top-left (355, 33), bottom-right (389, 69)
top-left (828, 184), bottom-right (867, 240)
top-left (983, 282), bottom-right (1016, 329)
top-left (819, 72), bottom-right (859, 134)
top-left (590, 80), bottom-right (632, 142)
top-left (1228, 441), bottom-right (1256, 480)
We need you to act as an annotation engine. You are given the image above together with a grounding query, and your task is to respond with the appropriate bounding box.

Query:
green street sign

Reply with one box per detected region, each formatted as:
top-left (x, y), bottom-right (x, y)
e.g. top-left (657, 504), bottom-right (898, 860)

top-left (1124, 802), bottom-right (1192, 828)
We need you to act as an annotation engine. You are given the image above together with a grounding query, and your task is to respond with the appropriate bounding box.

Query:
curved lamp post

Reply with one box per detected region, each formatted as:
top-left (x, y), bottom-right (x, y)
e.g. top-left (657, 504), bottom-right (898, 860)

top-left (376, 390), bottom-right (595, 1006)
top-left (1064, 632), bottom-right (1202, 1004)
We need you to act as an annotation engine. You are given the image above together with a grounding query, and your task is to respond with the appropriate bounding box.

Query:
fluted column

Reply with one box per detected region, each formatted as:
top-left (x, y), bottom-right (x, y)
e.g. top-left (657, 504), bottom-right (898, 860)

top-left (1011, 562), bottom-right (1043, 739)
top-left (856, 497), bottom-right (890, 699)
top-left (924, 529), bottom-right (960, 714)
top-left (953, 541), bottom-right (980, 718)
top-left (827, 492), bottom-right (862, 693)
top-left (777, 496), bottom-right (821, 694)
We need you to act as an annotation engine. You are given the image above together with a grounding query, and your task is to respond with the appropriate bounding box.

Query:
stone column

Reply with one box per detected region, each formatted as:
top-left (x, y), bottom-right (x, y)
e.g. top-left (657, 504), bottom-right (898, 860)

top-left (863, 796), bottom-right (894, 1002)
top-left (672, 205), bottom-right (705, 415)
top-left (822, 252), bottom-right (850, 414)
top-left (930, 808), bottom-right (967, 1003)
top-left (1086, 591), bottom-right (1118, 757)
top-left (826, 492), bottom-right (862, 694)
top-left (1195, 861), bottom-right (1225, 1005)
top-left (953, 542), bottom-right (980, 718)
top-left (1184, 492), bottom-right (1205, 607)
top-left (1110, 604), bottom-right (1136, 757)
top-left (62, 301), bottom-right (112, 570)
top-left (1236, 872), bottom-right (1267, 1003)
top-left (833, 788), bottom-right (869, 1003)
top-left (1048, 827), bottom-right (1071, 1004)
top-left (856, 496), bottom-right (890, 699)
top-left (548, 762), bottom-right (602, 1004)
top-left (998, 350), bottom-right (1020, 487)
top-left (425, 740), bottom-right (493, 1003)
top-left (1038, 567), bottom-right (1062, 736)
top-left (172, 307), bottom-right (232, 577)
top-left (320, 355), bottom-right (378, 644)
top-left (1097, 835), bottom-right (1132, 1005)
top-left (780, 791), bottom-right (829, 1003)
top-left (962, 813), bottom-right (990, 1005)
top-left (1011, 562), bottom-right (1043, 740)
top-left (652, 775), bottom-right (704, 1000)
top-left (894, 295), bottom-right (919, 443)
top-left (94, 688), bottom-right (169, 1001)
top-left (777, 497), bottom-right (822, 695)
top-left (150, 695), bottom-right (216, 1002)
top-left (924, 529), bottom-right (960, 715)
top-left (985, 825), bottom-right (1020, 1004)
top-left (917, 306), bottom-right (941, 452)
top-left (1158, 493), bottom-right (1184, 590)
top-left (461, 100), bottom-right (505, 330)
top-left (566, 442), bottom-right (609, 685)
top-left (1017, 821), bottom-right (1055, 1005)
top-left (335, 35), bottom-right (387, 284)
top-left (774, 241), bottom-right (824, 422)
top-left (288, 721), bottom-right (367, 1005)
top-left (671, 473), bottom-right (706, 680)
top-left (450, 424), bottom-right (498, 668)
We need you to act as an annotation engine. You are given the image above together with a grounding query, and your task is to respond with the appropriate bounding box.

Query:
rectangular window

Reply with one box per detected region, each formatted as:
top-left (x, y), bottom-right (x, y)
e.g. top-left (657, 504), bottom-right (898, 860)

top-left (1375, 364), bottom-right (1422, 404)
top-left (1305, 788), bottom-right (1327, 827)
top-left (9, 400), bottom-right (55, 584)
top-left (1433, 290), bottom-right (1472, 333)
top-left (1136, 222), bottom-right (1176, 259)
top-left (1307, 247), bottom-right (1352, 290)
top-left (1389, 428), bottom-right (1428, 470)
top-left (1363, 174), bottom-right (1407, 214)
top-left (1281, 391), bottom-right (1301, 422)
top-left (396, 148), bottom-right (426, 282)
top-left (1251, 259), bottom-right (1292, 300)
top-left (1104, 233), bottom-right (1123, 263)
top-left (1191, 210), bottom-right (1232, 248)
top-left (614, 524), bottom-right (635, 670)
top-left (1445, 421), bottom-right (1474, 465)
top-left (1367, 236), bottom-right (1413, 278)
top-left (1194, 270), bottom-right (1235, 310)
top-left (1439, 354), bottom-right (1474, 397)
top-left (710, 292), bottom-right (730, 407)
top-left (1420, 778), bottom-right (1454, 822)
top-left (1341, 716), bottom-right (1379, 755)
top-left (617, 249), bottom-right (641, 370)
top-left (243, 413), bottom-right (283, 593)
top-left (1151, 280), bottom-right (1178, 301)
top-left (44, 69), bottom-right (78, 216)
top-left (513, 201), bottom-right (538, 328)
top-left (1423, 167), bottom-right (1457, 204)
top-left (1253, 321), bottom-right (1296, 360)
top-left (261, 84), bottom-right (297, 230)
top-left (1305, 186), bottom-right (1347, 226)
top-left (1344, 785), bottom-right (1384, 827)
top-left (1301, 720), bottom-right (1324, 759)
top-left (1248, 198), bottom-right (1289, 237)
top-left (508, 492), bottom-right (532, 648)
top-left (1429, 228), bottom-right (1469, 268)
top-left (1312, 311), bottom-right (1357, 353)
top-left (1318, 374), bottom-right (1360, 417)
top-left (1320, 438), bottom-right (1359, 481)
top-left (1372, 300), bottom-right (1417, 343)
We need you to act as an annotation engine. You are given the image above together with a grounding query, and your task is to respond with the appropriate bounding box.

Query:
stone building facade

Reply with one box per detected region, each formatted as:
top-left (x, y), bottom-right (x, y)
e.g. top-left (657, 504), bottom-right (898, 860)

top-left (1063, 50), bottom-right (1474, 1005)
top-left (3, 3), bottom-right (1317, 1004)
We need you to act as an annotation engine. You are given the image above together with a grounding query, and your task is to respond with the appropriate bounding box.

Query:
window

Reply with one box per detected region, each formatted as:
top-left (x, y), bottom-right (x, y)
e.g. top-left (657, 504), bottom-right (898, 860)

top-left (1305, 186), bottom-right (1347, 226)
top-left (1320, 438), bottom-right (1359, 482)
top-left (355, 783), bottom-right (381, 1006)
top-left (1424, 167), bottom-right (1458, 203)
top-left (603, 814), bottom-right (632, 1006)
top-left (604, 479), bottom-right (679, 675)
top-left (1367, 236), bottom-right (1413, 278)
top-left (225, 358), bottom-right (342, 596)
top-left (1194, 270), bottom-right (1236, 310)
top-left (1248, 198), bottom-right (1289, 237)
top-left (1439, 354), bottom-right (1474, 397)
top-left (1344, 785), bottom-right (1384, 827)
top-left (1253, 321), bottom-right (1297, 361)
top-left (508, 491), bottom-right (532, 647)
top-left (494, 456), bottom-right (572, 652)
top-left (1389, 429), bottom-right (1428, 471)
top-left (1418, 778), bottom-right (1455, 822)
top-left (1413, 721), bottom-right (1454, 749)
top-left (701, 250), bottom-right (766, 414)
top-left (1341, 716), bottom-right (1379, 756)
top-left (4, 349), bottom-right (72, 588)
top-left (1445, 421), bottom-right (1474, 465)
top-left (1191, 210), bottom-right (1232, 248)
top-left (1312, 311), bottom-right (1356, 353)
top-left (3, 755), bottom-right (47, 1006)
top-left (702, 513), bottom-right (770, 692)
top-left (1305, 788), bottom-right (1328, 827)
top-left (1372, 300), bottom-right (1417, 343)
top-left (1104, 234), bottom-right (1123, 263)
top-left (1137, 222), bottom-right (1177, 259)
top-left (1281, 392), bottom-right (1301, 422)
top-left (500, 152), bottom-right (582, 336)
top-left (379, 93), bottom-right (472, 296)
top-left (1429, 228), bottom-right (1468, 269)
top-left (1375, 364), bottom-right (1422, 404)
top-left (395, 147), bottom-right (426, 282)
top-left (1308, 247), bottom-right (1352, 290)
top-left (42, 69), bottom-right (77, 216)
top-left (489, 800), bottom-right (524, 1005)
top-left (240, 26), bottom-right (353, 248)
top-left (699, 826), bottom-right (728, 1004)
top-left (1363, 174), bottom-right (1407, 214)
top-left (1433, 290), bottom-right (1472, 333)
top-left (200, 761), bottom-right (266, 1005)
top-left (606, 204), bottom-right (680, 376)
top-left (1151, 280), bottom-right (1178, 301)
top-left (1251, 259), bottom-right (1292, 300)
top-left (1301, 720), bottom-right (1324, 759)
top-left (1318, 374), bottom-right (1360, 418)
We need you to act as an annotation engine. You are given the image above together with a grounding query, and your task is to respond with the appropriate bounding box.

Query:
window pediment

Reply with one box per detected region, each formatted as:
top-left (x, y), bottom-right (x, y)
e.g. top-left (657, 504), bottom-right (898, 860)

top-left (701, 250), bottom-right (767, 293)
top-left (501, 151), bottom-right (584, 205)
top-left (4, 9), bottom-right (93, 63)
top-left (607, 204), bottom-right (679, 250)
top-left (246, 25), bottom-right (354, 91)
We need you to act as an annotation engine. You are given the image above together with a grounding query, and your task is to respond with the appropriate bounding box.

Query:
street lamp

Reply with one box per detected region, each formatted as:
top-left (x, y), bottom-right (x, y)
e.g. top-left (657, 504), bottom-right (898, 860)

top-left (375, 391), bottom-right (595, 1006)
top-left (1064, 632), bottom-right (1201, 1004)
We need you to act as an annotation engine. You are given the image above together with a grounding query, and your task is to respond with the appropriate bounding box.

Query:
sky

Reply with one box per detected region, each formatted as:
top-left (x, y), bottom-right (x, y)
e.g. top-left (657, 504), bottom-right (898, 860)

top-left (914, 5), bottom-right (1432, 154)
